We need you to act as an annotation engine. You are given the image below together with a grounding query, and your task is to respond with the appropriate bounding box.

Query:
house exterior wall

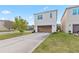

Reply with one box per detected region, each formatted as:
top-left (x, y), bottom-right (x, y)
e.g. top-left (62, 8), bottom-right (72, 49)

top-left (0, 20), bottom-right (13, 31)
top-left (0, 21), bottom-right (8, 30)
top-left (61, 6), bottom-right (79, 33)
top-left (61, 10), bottom-right (68, 33)
top-left (4, 21), bottom-right (13, 30)
top-left (34, 10), bottom-right (57, 32)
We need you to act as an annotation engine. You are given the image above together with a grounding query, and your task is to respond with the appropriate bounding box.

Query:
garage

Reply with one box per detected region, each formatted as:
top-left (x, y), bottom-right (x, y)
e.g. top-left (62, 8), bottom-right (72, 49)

top-left (73, 24), bottom-right (79, 33)
top-left (38, 25), bottom-right (52, 32)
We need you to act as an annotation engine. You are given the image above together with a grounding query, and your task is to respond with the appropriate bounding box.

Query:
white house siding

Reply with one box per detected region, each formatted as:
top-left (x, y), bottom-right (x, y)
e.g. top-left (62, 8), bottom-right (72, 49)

top-left (34, 10), bottom-right (57, 32)
top-left (61, 6), bottom-right (79, 33)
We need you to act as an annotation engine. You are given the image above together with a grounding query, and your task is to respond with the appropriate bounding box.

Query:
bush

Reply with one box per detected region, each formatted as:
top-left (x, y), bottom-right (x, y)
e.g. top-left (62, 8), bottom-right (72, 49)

top-left (56, 24), bottom-right (62, 32)
top-left (32, 30), bottom-right (35, 33)
top-left (68, 30), bottom-right (71, 34)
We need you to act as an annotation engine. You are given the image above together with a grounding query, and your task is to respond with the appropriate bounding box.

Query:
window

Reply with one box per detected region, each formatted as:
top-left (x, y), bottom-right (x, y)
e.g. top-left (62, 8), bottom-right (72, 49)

top-left (78, 9), bottom-right (79, 14)
top-left (38, 15), bottom-right (43, 20)
top-left (73, 9), bottom-right (77, 15)
top-left (50, 13), bottom-right (52, 18)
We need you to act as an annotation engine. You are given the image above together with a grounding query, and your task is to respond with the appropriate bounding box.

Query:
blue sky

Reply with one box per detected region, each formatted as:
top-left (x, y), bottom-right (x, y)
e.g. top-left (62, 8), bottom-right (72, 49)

top-left (0, 5), bottom-right (69, 25)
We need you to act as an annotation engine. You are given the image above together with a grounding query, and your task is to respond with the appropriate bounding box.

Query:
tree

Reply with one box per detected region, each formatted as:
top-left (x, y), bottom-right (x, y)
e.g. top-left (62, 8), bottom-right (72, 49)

top-left (56, 24), bottom-right (62, 32)
top-left (13, 16), bottom-right (28, 32)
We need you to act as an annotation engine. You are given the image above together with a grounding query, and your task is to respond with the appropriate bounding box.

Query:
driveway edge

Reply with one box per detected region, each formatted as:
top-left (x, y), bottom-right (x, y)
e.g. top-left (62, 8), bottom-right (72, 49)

top-left (29, 34), bottom-right (50, 53)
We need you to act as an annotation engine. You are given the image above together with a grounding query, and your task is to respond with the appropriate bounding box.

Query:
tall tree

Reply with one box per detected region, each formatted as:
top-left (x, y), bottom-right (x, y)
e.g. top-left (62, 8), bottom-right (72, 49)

top-left (13, 16), bottom-right (28, 32)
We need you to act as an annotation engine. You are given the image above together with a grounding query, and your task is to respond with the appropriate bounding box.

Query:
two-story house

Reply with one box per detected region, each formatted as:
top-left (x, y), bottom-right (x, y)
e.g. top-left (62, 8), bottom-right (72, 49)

top-left (34, 10), bottom-right (57, 32)
top-left (61, 6), bottom-right (79, 33)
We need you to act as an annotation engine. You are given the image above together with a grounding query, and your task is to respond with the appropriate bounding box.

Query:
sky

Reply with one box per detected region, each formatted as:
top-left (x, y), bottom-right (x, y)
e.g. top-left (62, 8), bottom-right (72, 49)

top-left (0, 5), bottom-right (69, 25)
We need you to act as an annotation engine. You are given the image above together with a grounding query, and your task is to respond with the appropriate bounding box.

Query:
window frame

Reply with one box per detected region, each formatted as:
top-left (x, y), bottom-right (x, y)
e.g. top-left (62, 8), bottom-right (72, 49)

top-left (50, 13), bottom-right (52, 18)
top-left (73, 9), bottom-right (77, 15)
top-left (37, 15), bottom-right (43, 20)
top-left (78, 9), bottom-right (79, 14)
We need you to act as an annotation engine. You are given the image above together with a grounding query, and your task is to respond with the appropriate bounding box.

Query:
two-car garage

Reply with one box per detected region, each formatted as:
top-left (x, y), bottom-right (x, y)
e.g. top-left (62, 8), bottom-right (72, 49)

top-left (37, 24), bottom-right (79, 33)
top-left (37, 25), bottom-right (52, 32)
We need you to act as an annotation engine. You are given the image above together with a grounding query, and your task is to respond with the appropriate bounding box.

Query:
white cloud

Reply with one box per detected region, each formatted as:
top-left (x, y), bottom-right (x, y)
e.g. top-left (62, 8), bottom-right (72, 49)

top-left (43, 7), bottom-right (48, 11)
top-left (26, 15), bottom-right (33, 20)
top-left (26, 15), bottom-right (34, 25)
top-left (0, 10), bottom-right (12, 15)
top-left (28, 16), bottom-right (33, 19)
top-left (0, 17), bottom-right (6, 20)
top-left (38, 6), bottom-right (49, 12)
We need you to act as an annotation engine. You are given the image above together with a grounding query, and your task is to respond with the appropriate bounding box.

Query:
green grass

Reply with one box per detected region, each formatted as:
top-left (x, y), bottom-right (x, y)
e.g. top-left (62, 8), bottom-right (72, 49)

top-left (33, 32), bottom-right (79, 53)
top-left (0, 31), bottom-right (31, 40)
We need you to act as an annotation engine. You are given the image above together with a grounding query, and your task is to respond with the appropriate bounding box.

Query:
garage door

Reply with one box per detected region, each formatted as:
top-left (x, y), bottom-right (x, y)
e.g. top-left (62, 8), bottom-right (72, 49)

top-left (38, 25), bottom-right (52, 32)
top-left (73, 24), bottom-right (79, 33)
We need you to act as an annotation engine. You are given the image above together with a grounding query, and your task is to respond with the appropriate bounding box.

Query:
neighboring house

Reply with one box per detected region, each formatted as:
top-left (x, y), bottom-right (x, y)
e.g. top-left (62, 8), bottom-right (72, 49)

top-left (0, 20), bottom-right (13, 31)
top-left (61, 6), bottom-right (79, 33)
top-left (34, 10), bottom-right (57, 32)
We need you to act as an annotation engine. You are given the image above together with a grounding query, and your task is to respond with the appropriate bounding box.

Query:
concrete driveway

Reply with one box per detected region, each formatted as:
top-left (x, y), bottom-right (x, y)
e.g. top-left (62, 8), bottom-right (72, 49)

top-left (0, 33), bottom-right (49, 53)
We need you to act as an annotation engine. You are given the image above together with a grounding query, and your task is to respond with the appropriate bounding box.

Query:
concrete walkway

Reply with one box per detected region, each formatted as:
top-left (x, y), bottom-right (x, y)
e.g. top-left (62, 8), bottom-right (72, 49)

top-left (0, 33), bottom-right (49, 53)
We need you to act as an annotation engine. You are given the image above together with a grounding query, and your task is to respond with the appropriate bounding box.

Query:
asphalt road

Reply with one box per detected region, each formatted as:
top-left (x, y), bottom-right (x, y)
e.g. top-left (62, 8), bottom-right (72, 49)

top-left (0, 33), bottom-right (49, 53)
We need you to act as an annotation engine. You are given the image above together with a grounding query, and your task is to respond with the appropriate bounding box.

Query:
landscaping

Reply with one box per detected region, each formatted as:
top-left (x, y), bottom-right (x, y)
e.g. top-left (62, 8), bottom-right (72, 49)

top-left (33, 32), bottom-right (79, 53)
top-left (0, 31), bottom-right (31, 40)
top-left (0, 16), bottom-right (32, 40)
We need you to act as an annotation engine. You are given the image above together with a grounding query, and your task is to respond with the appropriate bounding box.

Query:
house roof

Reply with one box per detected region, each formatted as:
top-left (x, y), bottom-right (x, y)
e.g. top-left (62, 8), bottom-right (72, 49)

top-left (0, 20), bottom-right (13, 22)
top-left (61, 6), bottom-right (79, 22)
top-left (34, 10), bottom-right (57, 15)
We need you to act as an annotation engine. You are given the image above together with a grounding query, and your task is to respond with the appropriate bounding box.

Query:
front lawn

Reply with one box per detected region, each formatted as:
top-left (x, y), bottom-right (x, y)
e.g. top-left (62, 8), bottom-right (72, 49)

top-left (0, 31), bottom-right (31, 40)
top-left (33, 32), bottom-right (79, 53)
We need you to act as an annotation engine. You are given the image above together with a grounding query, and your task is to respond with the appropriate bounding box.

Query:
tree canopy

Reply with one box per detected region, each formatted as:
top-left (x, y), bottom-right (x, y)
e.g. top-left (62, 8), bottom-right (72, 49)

top-left (13, 16), bottom-right (28, 32)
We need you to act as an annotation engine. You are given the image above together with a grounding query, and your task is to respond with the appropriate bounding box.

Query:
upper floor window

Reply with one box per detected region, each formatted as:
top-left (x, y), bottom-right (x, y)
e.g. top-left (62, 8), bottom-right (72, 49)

top-left (73, 9), bottom-right (77, 15)
top-left (38, 15), bottom-right (43, 20)
top-left (50, 13), bottom-right (52, 18)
